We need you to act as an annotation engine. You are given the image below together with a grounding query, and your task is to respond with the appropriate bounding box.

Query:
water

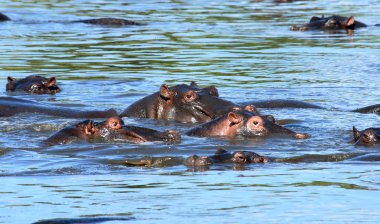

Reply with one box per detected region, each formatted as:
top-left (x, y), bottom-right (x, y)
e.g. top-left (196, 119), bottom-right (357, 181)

top-left (0, 0), bottom-right (380, 223)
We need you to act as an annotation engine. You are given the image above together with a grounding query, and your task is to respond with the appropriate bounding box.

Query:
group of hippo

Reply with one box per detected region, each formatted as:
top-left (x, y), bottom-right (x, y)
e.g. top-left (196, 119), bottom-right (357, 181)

top-left (1, 11), bottom-right (379, 167)
top-left (2, 75), bottom-right (379, 167)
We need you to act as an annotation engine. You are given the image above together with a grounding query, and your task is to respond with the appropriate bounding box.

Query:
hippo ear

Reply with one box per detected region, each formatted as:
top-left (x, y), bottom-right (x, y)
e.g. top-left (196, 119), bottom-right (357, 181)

top-left (265, 115), bottom-right (276, 123)
top-left (227, 112), bottom-right (242, 124)
top-left (244, 105), bottom-right (257, 113)
top-left (84, 121), bottom-right (95, 135)
top-left (190, 81), bottom-right (198, 87)
top-left (215, 148), bottom-right (227, 155)
top-left (345, 16), bottom-right (355, 27)
top-left (7, 76), bottom-right (15, 83)
top-left (46, 77), bottom-right (57, 87)
top-left (160, 84), bottom-right (174, 99)
top-left (203, 85), bottom-right (219, 97)
top-left (353, 126), bottom-right (361, 141)
top-left (310, 16), bottom-right (321, 23)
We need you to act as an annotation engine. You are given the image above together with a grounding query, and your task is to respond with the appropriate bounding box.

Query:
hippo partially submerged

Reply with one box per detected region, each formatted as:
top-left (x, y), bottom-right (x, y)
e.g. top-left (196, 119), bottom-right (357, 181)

top-left (7, 75), bottom-right (61, 94)
top-left (120, 82), bottom-right (237, 123)
top-left (0, 97), bottom-right (117, 118)
top-left (0, 12), bottom-right (142, 26)
top-left (352, 126), bottom-right (380, 146)
top-left (45, 117), bottom-right (124, 145)
top-left (187, 107), bottom-right (310, 139)
top-left (45, 116), bottom-right (181, 145)
top-left (184, 148), bottom-right (268, 166)
top-left (290, 15), bottom-right (367, 31)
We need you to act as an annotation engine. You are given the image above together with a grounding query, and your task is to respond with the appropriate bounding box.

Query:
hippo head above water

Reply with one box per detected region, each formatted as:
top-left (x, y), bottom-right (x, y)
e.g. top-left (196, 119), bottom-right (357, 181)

top-left (187, 106), bottom-right (309, 139)
top-left (290, 15), bottom-right (367, 31)
top-left (7, 75), bottom-right (61, 94)
top-left (353, 126), bottom-right (380, 146)
top-left (120, 82), bottom-right (238, 123)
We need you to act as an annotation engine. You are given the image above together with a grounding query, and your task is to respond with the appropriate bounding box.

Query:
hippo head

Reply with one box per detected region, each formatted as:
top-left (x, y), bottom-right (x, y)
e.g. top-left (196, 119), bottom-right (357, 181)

top-left (227, 109), bottom-right (309, 139)
top-left (323, 15), bottom-right (355, 30)
top-left (290, 15), bottom-right (360, 31)
top-left (75, 120), bottom-right (98, 139)
top-left (233, 151), bottom-right (268, 163)
top-left (7, 75), bottom-right (61, 94)
top-left (94, 116), bottom-right (125, 138)
top-left (158, 82), bottom-right (235, 123)
top-left (184, 155), bottom-right (213, 166)
top-left (353, 126), bottom-right (380, 146)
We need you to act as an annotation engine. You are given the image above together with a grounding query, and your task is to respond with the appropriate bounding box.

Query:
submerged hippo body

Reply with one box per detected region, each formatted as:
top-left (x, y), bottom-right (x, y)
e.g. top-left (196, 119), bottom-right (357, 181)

top-left (45, 117), bottom-right (124, 145)
top-left (353, 127), bottom-right (380, 146)
top-left (112, 126), bottom-right (181, 144)
top-left (290, 15), bottom-right (367, 31)
top-left (187, 107), bottom-right (309, 139)
top-left (184, 148), bottom-right (268, 167)
top-left (7, 75), bottom-right (61, 94)
top-left (120, 82), bottom-right (237, 123)
top-left (0, 12), bottom-right (142, 26)
top-left (0, 97), bottom-right (117, 118)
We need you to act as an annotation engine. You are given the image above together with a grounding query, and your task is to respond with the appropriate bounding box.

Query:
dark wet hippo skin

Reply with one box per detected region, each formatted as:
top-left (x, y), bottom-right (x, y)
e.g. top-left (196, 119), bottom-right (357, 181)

top-left (290, 15), bottom-right (367, 31)
top-left (33, 216), bottom-right (135, 224)
top-left (0, 97), bottom-right (118, 118)
top-left (6, 75), bottom-right (61, 94)
top-left (72, 18), bottom-right (142, 26)
top-left (242, 100), bottom-right (380, 116)
top-left (184, 148), bottom-right (268, 166)
top-left (187, 107), bottom-right (310, 139)
top-left (0, 12), bottom-right (10, 22)
top-left (111, 126), bottom-right (181, 144)
top-left (242, 99), bottom-right (324, 109)
top-left (120, 82), bottom-right (238, 123)
top-left (45, 116), bottom-right (124, 145)
top-left (0, 12), bottom-right (142, 26)
top-left (351, 104), bottom-right (380, 115)
top-left (352, 126), bottom-right (380, 146)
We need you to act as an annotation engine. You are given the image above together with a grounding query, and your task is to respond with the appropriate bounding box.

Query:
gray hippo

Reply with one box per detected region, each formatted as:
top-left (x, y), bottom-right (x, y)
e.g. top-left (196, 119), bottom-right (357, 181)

top-left (290, 15), bottom-right (367, 31)
top-left (0, 97), bottom-right (117, 118)
top-left (7, 75), bottom-right (60, 94)
top-left (0, 12), bottom-right (142, 26)
top-left (352, 126), bottom-right (380, 146)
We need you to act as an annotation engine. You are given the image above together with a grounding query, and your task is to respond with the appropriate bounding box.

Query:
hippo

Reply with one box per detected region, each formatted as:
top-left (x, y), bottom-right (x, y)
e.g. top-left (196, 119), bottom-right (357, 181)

top-left (184, 148), bottom-right (268, 167)
top-left (120, 82), bottom-right (238, 123)
top-left (45, 116), bottom-right (181, 145)
top-left (45, 116), bottom-right (124, 145)
top-left (111, 126), bottom-right (181, 144)
top-left (187, 107), bottom-right (310, 139)
top-left (0, 12), bottom-right (142, 26)
top-left (6, 75), bottom-right (61, 94)
top-left (352, 126), bottom-right (380, 146)
top-left (290, 15), bottom-right (367, 31)
top-left (0, 97), bottom-right (117, 118)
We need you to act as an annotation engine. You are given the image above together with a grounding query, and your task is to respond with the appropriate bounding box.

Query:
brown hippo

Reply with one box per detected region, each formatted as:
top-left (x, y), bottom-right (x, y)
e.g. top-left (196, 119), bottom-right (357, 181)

top-left (120, 82), bottom-right (238, 123)
top-left (0, 12), bottom-right (142, 26)
top-left (45, 116), bottom-right (181, 145)
top-left (290, 15), bottom-right (367, 31)
top-left (184, 148), bottom-right (268, 167)
top-left (0, 97), bottom-right (117, 118)
top-left (187, 107), bottom-right (310, 139)
top-left (45, 116), bottom-right (124, 145)
top-left (7, 75), bottom-right (61, 94)
top-left (352, 126), bottom-right (380, 146)
top-left (111, 126), bottom-right (181, 144)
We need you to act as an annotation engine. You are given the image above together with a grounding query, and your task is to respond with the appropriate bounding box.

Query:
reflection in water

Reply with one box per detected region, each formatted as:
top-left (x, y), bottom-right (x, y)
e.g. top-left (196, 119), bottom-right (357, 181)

top-left (0, 0), bottom-right (380, 223)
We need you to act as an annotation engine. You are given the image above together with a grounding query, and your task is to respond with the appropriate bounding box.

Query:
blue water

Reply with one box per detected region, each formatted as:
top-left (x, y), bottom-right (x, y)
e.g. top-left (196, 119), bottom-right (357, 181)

top-left (0, 0), bottom-right (379, 223)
